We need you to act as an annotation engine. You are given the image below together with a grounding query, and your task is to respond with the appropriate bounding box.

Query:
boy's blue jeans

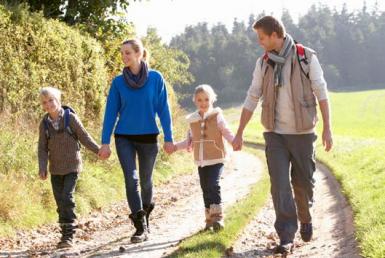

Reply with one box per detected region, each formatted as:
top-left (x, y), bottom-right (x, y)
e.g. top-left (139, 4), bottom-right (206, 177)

top-left (115, 136), bottom-right (159, 214)
top-left (51, 172), bottom-right (78, 224)
top-left (198, 163), bottom-right (224, 208)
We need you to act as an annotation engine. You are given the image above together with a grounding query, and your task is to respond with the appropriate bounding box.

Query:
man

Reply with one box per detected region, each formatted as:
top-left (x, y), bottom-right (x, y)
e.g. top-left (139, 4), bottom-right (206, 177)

top-left (232, 16), bottom-right (333, 255)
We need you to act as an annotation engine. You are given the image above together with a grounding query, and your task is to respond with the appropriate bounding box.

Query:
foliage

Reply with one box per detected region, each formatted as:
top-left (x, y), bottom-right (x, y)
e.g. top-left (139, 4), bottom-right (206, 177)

top-left (171, 4), bottom-right (385, 107)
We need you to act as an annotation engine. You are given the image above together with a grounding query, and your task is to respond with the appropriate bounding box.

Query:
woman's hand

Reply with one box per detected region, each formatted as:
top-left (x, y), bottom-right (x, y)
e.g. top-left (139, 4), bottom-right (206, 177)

top-left (39, 171), bottom-right (47, 180)
top-left (163, 142), bottom-right (175, 154)
top-left (98, 144), bottom-right (112, 160)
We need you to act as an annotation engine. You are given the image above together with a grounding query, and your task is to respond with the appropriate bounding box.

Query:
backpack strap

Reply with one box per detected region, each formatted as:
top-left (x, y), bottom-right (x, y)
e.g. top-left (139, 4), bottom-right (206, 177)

top-left (263, 52), bottom-right (269, 61)
top-left (43, 108), bottom-right (79, 149)
top-left (64, 108), bottom-right (72, 135)
top-left (63, 108), bottom-right (79, 145)
top-left (260, 53), bottom-right (268, 68)
top-left (260, 52), bottom-right (270, 75)
top-left (295, 43), bottom-right (312, 79)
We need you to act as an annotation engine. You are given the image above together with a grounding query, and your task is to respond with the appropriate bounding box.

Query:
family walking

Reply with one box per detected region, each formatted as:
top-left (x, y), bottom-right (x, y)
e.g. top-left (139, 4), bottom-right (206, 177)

top-left (37, 15), bottom-right (332, 255)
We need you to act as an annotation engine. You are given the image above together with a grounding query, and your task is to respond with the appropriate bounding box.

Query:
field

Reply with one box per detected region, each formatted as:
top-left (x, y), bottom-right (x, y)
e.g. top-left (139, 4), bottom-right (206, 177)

top-left (225, 89), bottom-right (385, 258)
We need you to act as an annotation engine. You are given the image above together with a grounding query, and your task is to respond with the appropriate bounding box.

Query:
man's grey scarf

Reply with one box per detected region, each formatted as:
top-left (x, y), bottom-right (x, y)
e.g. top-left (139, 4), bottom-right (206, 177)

top-left (123, 61), bottom-right (149, 89)
top-left (266, 34), bottom-right (295, 87)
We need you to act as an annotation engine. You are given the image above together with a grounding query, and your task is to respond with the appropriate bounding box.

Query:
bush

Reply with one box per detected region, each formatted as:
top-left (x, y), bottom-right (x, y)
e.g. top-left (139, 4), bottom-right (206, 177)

top-left (0, 4), bottom-right (108, 121)
top-left (0, 4), bottom-right (194, 237)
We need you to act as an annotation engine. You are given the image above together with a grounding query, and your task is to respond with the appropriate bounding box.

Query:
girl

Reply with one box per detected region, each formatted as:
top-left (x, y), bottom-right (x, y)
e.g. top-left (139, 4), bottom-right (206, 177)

top-left (37, 86), bottom-right (100, 248)
top-left (172, 84), bottom-right (234, 231)
top-left (99, 39), bottom-right (173, 243)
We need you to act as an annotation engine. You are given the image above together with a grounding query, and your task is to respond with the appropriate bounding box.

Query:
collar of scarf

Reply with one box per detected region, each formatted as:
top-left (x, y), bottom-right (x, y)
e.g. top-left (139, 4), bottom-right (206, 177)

top-left (266, 34), bottom-right (295, 87)
top-left (122, 61), bottom-right (149, 89)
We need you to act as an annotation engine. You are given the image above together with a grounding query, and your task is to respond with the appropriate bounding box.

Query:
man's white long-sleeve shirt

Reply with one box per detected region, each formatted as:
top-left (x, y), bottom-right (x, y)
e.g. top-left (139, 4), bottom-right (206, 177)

top-left (243, 50), bottom-right (328, 134)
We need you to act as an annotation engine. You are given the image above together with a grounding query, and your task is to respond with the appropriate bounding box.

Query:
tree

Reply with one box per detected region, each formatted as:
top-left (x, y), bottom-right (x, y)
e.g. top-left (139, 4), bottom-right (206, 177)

top-left (170, 4), bottom-right (385, 107)
top-left (281, 9), bottom-right (303, 41)
top-left (3, 0), bottom-right (135, 25)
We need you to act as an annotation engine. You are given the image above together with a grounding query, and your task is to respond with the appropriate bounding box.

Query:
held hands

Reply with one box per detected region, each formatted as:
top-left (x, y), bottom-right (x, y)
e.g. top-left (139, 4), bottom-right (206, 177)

top-left (98, 142), bottom-right (178, 158)
top-left (98, 144), bottom-right (112, 160)
top-left (232, 132), bottom-right (243, 151)
top-left (39, 171), bottom-right (47, 180)
top-left (163, 142), bottom-right (176, 154)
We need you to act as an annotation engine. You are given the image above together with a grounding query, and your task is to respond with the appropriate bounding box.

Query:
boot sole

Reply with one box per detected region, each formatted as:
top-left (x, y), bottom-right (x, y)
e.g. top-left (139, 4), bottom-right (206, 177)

top-left (300, 231), bottom-right (313, 242)
top-left (57, 242), bottom-right (73, 249)
top-left (131, 235), bottom-right (149, 243)
top-left (301, 235), bottom-right (312, 242)
top-left (273, 244), bottom-right (294, 255)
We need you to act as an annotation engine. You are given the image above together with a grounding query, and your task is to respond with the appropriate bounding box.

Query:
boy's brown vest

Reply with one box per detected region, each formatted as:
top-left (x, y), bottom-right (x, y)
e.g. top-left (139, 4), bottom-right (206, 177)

top-left (187, 108), bottom-right (226, 163)
top-left (260, 46), bottom-right (318, 132)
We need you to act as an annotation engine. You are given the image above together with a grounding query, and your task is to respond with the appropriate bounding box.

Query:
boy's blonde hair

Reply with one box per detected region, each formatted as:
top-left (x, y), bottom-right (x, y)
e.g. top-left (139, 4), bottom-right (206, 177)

top-left (40, 86), bottom-right (62, 103)
top-left (193, 84), bottom-right (217, 103)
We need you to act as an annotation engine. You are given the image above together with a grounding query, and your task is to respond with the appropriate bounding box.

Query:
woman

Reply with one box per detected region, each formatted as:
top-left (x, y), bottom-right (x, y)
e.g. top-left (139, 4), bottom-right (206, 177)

top-left (99, 39), bottom-right (174, 243)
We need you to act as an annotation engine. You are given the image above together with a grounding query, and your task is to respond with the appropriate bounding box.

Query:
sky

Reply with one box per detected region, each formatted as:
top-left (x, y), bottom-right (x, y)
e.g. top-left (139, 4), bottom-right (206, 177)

top-left (124, 0), bottom-right (384, 43)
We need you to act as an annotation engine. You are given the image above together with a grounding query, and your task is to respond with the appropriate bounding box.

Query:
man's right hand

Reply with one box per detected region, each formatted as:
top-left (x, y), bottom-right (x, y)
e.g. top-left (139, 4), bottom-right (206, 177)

top-left (232, 132), bottom-right (244, 151)
top-left (232, 108), bottom-right (253, 151)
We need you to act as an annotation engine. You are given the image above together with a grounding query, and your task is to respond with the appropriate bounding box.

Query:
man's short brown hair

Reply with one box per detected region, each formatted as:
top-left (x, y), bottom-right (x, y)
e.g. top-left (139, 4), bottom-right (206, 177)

top-left (253, 16), bottom-right (286, 38)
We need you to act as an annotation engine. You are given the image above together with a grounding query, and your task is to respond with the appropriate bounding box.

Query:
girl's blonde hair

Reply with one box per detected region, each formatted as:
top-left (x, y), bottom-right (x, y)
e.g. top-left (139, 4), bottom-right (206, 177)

top-left (39, 86), bottom-right (62, 103)
top-left (122, 38), bottom-right (148, 61)
top-left (193, 84), bottom-right (217, 103)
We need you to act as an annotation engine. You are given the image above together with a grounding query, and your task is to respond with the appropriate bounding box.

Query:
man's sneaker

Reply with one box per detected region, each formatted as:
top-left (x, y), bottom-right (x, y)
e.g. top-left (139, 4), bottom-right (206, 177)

top-left (273, 241), bottom-right (293, 255)
top-left (300, 223), bottom-right (313, 242)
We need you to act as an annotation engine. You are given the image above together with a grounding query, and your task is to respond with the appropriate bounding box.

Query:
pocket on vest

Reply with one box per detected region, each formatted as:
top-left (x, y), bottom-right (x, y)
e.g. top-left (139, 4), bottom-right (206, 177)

top-left (193, 141), bottom-right (200, 161)
top-left (261, 102), bottom-right (273, 130)
top-left (300, 98), bottom-right (317, 130)
top-left (203, 140), bottom-right (224, 160)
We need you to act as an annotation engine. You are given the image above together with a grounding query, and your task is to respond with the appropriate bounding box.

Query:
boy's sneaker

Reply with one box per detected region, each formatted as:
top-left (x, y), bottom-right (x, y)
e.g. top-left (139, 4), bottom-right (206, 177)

top-left (57, 223), bottom-right (75, 249)
top-left (300, 223), bottom-right (313, 242)
top-left (57, 239), bottom-right (73, 249)
top-left (273, 241), bottom-right (293, 255)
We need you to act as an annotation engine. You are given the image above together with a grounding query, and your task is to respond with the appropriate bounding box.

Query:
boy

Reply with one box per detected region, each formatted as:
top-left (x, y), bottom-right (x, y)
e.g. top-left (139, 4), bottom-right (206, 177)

top-left (38, 86), bottom-right (100, 248)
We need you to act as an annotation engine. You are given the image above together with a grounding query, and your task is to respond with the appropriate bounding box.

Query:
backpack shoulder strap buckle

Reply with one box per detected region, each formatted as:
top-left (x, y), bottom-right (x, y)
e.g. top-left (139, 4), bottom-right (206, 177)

top-left (296, 43), bottom-right (308, 64)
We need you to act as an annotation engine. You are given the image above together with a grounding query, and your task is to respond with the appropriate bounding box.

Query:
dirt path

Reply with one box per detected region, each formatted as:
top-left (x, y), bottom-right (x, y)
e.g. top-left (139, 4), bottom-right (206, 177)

top-left (229, 144), bottom-right (361, 258)
top-left (0, 151), bottom-right (263, 258)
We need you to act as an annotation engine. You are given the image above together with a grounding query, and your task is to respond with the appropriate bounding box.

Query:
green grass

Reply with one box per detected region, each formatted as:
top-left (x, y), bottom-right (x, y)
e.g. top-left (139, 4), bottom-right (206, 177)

top-left (224, 89), bottom-right (385, 258)
top-left (327, 90), bottom-right (385, 139)
top-left (0, 115), bottom-right (194, 237)
top-left (227, 89), bottom-right (385, 141)
top-left (317, 137), bottom-right (385, 257)
top-left (168, 146), bottom-right (270, 258)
